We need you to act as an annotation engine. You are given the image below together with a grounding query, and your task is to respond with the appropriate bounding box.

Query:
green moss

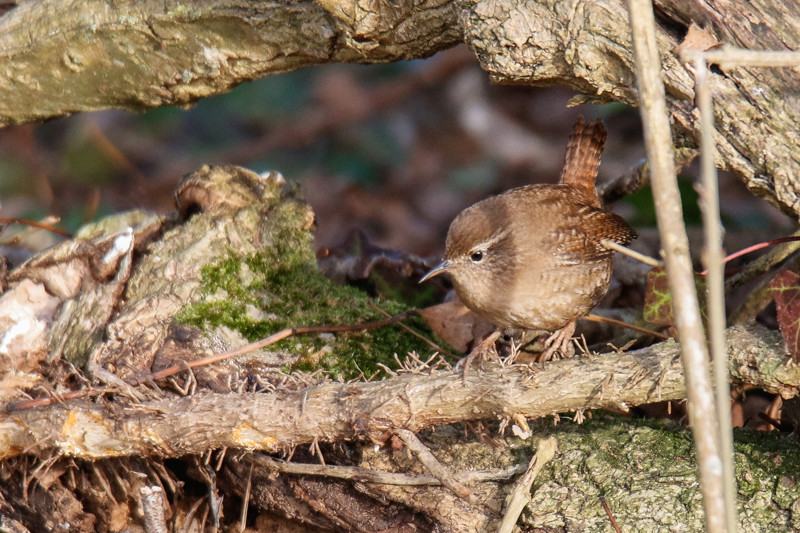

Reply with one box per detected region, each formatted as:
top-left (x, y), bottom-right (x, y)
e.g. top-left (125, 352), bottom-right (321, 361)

top-left (173, 187), bottom-right (443, 379)
top-left (734, 429), bottom-right (800, 508)
top-left (179, 248), bottom-right (439, 379)
top-left (509, 417), bottom-right (800, 531)
top-left (168, 4), bottom-right (209, 19)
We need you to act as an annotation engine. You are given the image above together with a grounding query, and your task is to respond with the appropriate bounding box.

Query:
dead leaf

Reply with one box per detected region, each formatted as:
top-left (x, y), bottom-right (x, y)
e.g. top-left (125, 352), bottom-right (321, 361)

top-left (418, 298), bottom-right (494, 353)
top-left (769, 267), bottom-right (800, 360)
top-left (674, 23), bottom-right (721, 58)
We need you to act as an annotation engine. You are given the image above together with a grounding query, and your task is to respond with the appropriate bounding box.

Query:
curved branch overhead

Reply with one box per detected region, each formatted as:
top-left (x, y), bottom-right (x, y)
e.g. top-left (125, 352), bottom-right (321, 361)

top-left (0, 0), bottom-right (462, 122)
top-left (0, 0), bottom-right (798, 213)
top-left (461, 0), bottom-right (800, 214)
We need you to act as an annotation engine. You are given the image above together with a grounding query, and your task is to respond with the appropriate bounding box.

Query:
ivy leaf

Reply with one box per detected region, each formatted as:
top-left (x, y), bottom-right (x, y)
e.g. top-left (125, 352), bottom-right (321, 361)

top-left (643, 266), bottom-right (707, 328)
top-left (644, 267), bottom-right (673, 326)
top-left (769, 268), bottom-right (800, 361)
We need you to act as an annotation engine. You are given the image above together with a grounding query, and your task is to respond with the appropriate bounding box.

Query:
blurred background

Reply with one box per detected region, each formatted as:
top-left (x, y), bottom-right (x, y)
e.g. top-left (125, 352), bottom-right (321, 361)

top-left (0, 45), bottom-right (792, 265)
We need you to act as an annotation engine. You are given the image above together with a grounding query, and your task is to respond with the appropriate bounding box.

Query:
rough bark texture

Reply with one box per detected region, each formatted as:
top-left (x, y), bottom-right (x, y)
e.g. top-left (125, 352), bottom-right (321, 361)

top-left (0, 322), bottom-right (795, 461)
top-left (0, 0), bottom-right (461, 123)
top-left (462, 0), bottom-right (800, 215)
top-left (1, 165), bottom-right (799, 531)
top-left (346, 420), bottom-right (800, 532)
top-left (1, 0), bottom-right (799, 216)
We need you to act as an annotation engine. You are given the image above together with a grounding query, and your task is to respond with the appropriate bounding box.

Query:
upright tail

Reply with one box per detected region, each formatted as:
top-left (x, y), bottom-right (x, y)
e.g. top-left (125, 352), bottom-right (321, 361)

top-left (558, 117), bottom-right (607, 205)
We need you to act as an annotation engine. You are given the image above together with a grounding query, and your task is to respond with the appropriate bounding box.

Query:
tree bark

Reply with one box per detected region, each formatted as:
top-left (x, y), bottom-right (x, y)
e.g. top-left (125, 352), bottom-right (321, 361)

top-left (1, 164), bottom-right (798, 531)
top-left (1, 323), bottom-right (795, 460)
top-left (1, 0), bottom-right (799, 214)
top-left (0, 0), bottom-right (461, 123)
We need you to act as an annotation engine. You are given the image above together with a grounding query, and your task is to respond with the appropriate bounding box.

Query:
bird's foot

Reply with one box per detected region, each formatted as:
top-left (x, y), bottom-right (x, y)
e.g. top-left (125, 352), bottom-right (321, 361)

top-left (537, 322), bottom-right (577, 363)
top-left (457, 329), bottom-right (502, 381)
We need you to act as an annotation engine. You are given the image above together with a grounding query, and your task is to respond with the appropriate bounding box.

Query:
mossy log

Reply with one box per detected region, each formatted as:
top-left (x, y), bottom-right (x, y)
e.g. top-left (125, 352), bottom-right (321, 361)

top-left (1, 166), bottom-right (800, 531)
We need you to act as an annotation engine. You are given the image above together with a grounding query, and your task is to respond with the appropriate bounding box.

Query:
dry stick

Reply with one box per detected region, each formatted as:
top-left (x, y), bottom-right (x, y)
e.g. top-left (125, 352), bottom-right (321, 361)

top-left (585, 313), bottom-right (669, 340)
top-left (368, 302), bottom-right (455, 357)
top-left (141, 313), bottom-right (411, 384)
top-left (699, 46), bottom-right (800, 68)
top-left (2, 324), bottom-right (792, 460)
top-left (0, 217), bottom-right (72, 238)
top-left (249, 453), bottom-right (526, 485)
top-left (626, 1), bottom-right (726, 532)
top-left (599, 238), bottom-right (664, 268)
top-left (599, 496), bottom-right (622, 533)
top-left (497, 437), bottom-right (557, 533)
top-left (6, 307), bottom-right (659, 411)
top-left (6, 313), bottom-right (410, 411)
top-left (606, 232), bottom-right (800, 286)
top-left (692, 46), bottom-right (800, 530)
top-left (394, 428), bottom-right (483, 507)
top-left (239, 463), bottom-right (253, 533)
top-left (140, 486), bottom-right (168, 533)
top-left (692, 54), bottom-right (738, 533)
top-left (593, 240), bottom-right (669, 340)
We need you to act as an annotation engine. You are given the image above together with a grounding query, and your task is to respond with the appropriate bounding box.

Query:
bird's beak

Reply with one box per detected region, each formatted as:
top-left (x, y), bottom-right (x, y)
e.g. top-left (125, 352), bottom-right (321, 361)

top-left (419, 260), bottom-right (451, 283)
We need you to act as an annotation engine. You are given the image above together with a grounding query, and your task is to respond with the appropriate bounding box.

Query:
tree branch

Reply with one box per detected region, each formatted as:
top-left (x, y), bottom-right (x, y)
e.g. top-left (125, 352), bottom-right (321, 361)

top-left (0, 0), bottom-right (461, 125)
top-left (2, 0), bottom-right (798, 213)
top-left (1, 323), bottom-right (793, 460)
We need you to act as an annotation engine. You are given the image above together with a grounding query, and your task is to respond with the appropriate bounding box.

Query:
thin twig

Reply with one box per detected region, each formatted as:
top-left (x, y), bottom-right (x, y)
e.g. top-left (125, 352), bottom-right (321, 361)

top-left (724, 233), bottom-right (800, 293)
top-left (6, 312), bottom-right (412, 411)
top-left (141, 313), bottom-right (413, 385)
top-left (249, 453), bottom-right (526, 485)
top-left (599, 238), bottom-right (663, 268)
top-left (626, 1), bottom-right (726, 531)
top-left (585, 313), bottom-right (670, 340)
top-left (695, 55), bottom-right (738, 532)
top-left (599, 496), bottom-right (622, 533)
top-left (0, 217), bottom-right (72, 238)
top-left (239, 463), bottom-right (253, 533)
top-left (368, 303), bottom-right (455, 357)
top-left (394, 428), bottom-right (482, 507)
top-left (497, 437), bottom-right (557, 533)
top-left (682, 46), bottom-right (800, 68)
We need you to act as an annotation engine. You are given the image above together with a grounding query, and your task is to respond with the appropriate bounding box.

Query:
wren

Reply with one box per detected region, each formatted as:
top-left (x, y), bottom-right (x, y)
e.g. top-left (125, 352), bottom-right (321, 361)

top-left (421, 118), bottom-right (636, 361)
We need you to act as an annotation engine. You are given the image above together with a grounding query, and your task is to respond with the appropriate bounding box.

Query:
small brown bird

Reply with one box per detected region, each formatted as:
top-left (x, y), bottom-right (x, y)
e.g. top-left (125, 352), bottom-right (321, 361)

top-left (421, 118), bottom-right (636, 361)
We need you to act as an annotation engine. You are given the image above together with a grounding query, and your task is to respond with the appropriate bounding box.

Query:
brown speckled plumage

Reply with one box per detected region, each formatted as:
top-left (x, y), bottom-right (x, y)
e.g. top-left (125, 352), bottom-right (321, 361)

top-left (423, 118), bottom-right (636, 360)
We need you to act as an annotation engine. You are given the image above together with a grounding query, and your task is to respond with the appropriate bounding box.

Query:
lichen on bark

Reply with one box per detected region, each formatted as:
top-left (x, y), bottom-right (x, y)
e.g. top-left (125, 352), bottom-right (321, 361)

top-left (355, 417), bottom-right (800, 532)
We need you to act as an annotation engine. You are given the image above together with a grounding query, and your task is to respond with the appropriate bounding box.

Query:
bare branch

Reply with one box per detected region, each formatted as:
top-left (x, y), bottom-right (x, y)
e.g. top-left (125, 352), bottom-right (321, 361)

top-left (695, 54), bottom-right (738, 531)
top-left (248, 453), bottom-right (525, 485)
top-left (0, 0), bottom-right (461, 126)
top-left (627, 0), bottom-right (727, 528)
top-left (0, 324), bottom-right (793, 460)
top-left (0, 0), bottom-right (799, 214)
top-left (498, 437), bottom-right (556, 533)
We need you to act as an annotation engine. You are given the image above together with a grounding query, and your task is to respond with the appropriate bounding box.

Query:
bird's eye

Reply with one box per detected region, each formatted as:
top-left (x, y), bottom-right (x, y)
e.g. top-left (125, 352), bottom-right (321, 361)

top-left (470, 251), bottom-right (485, 263)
